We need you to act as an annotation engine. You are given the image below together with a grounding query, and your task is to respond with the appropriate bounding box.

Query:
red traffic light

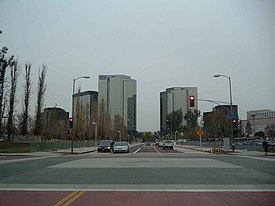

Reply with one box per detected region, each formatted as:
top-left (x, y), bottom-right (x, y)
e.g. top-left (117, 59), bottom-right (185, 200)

top-left (232, 119), bottom-right (237, 128)
top-left (189, 96), bottom-right (195, 107)
top-left (69, 117), bottom-right (73, 128)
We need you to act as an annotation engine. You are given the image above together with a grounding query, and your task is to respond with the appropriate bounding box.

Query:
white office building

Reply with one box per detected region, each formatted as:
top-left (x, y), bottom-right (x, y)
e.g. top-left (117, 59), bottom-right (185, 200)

top-left (241, 109), bottom-right (275, 135)
top-left (160, 87), bottom-right (198, 135)
top-left (98, 75), bottom-right (137, 131)
top-left (247, 109), bottom-right (275, 120)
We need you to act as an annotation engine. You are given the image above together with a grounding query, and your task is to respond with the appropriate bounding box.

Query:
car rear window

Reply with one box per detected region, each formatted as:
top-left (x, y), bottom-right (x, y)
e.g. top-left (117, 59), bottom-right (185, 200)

top-left (99, 140), bottom-right (111, 146)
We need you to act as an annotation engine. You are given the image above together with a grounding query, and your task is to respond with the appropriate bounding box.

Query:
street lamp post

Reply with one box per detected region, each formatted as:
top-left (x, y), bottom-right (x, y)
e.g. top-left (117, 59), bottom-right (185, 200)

top-left (118, 130), bottom-right (121, 142)
top-left (251, 114), bottom-right (256, 134)
top-left (175, 131), bottom-right (178, 141)
top-left (161, 126), bottom-right (164, 140)
top-left (92, 122), bottom-right (97, 149)
top-left (214, 74), bottom-right (234, 144)
top-left (71, 76), bottom-right (90, 154)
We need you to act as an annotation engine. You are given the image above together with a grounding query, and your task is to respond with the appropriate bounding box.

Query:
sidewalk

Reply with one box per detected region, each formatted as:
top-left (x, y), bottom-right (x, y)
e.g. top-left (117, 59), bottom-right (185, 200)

top-left (57, 147), bottom-right (97, 155)
top-left (0, 147), bottom-right (97, 157)
top-left (176, 144), bottom-right (275, 160)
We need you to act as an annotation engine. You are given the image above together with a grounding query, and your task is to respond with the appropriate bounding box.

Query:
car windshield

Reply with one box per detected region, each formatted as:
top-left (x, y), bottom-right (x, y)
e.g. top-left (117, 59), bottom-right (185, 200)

top-left (114, 141), bottom-right (128, 146)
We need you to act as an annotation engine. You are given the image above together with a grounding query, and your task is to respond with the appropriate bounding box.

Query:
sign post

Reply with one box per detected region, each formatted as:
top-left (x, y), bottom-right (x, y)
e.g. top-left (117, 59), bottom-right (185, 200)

top-left (197, 129), bottom-right (204, 150)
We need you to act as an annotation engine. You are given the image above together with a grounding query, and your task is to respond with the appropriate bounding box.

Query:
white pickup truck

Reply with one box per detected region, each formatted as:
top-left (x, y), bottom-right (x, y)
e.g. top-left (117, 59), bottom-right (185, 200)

top-left (162, 140), bottom-right (173, 150)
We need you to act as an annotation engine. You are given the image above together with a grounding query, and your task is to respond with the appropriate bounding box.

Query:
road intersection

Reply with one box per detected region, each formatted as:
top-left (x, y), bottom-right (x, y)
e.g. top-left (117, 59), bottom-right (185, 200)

top-left (0, 143), bottom-right (275, 205)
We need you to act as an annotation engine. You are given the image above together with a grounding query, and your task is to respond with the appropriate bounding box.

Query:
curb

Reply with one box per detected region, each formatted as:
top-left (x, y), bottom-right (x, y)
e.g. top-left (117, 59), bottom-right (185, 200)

top-left (62, 149), bottom-right (96, 155)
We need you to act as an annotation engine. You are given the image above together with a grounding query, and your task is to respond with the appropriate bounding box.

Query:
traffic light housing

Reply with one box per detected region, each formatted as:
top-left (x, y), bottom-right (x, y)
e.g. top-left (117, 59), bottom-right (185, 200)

top-left (69, 117), bottom-right (73, 128)
top-left (189, 96), bottom-right (195, 107)
top-left (232, 119), bottom-right (237, 128)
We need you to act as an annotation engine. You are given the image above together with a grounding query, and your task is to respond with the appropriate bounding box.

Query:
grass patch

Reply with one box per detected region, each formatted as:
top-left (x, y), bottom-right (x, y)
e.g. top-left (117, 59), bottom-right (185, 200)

top-left (0, 143), bottom-right (30, 153)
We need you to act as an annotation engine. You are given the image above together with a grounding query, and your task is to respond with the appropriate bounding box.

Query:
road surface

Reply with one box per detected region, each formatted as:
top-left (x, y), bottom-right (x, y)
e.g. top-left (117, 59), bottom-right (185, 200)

top-left (0, 143), bottom-right (275, 205)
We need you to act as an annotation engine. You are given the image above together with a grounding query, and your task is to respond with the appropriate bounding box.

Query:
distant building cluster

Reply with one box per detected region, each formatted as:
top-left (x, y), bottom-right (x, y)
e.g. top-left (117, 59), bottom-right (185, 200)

top-left (42, 74), bottom-right (137, 141)
top-left (41, 75), bottom-right (200, 141)
top-left (41, 74), bottom-right (274, 141)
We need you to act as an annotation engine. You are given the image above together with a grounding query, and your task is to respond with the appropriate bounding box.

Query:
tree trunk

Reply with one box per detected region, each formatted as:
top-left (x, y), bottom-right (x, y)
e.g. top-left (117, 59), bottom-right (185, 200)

top-left (34, 65), bottom-right (47, 135)
top-left (20, 64), bottom-right (32, 135)
top-left (7, 60), bottom-right (18, 141)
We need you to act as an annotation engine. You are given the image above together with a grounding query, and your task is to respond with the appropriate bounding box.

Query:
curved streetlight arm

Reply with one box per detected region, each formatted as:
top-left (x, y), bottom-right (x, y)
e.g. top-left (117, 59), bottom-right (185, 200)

top-left (198, 98), bottom-right (231, 111)
top-left (213, 74), bottom-right (232, 107)
top-left (73, 76), bottom-right (90, 94)
top-left (214, 74), bottom-right (229, 79)
top-left (75, 76), bottom-right (90, 81)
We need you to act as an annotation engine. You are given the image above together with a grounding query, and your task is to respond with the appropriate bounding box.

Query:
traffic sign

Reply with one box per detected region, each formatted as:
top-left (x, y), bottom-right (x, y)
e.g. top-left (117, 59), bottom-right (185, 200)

top-left (197, 129), bottom-right (204, 136)
top-left (227, 114), bottom-right (237, 119)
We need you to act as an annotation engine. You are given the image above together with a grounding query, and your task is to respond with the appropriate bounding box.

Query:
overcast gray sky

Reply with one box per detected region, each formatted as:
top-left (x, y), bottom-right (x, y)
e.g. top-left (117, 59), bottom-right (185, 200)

top-left (1, 0), bottom-right (275, 131)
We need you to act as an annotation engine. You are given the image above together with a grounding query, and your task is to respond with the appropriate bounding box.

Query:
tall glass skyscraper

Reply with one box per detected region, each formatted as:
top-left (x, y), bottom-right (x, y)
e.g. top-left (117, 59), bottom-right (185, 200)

top-left (98, 75), bottom-right (137, 132)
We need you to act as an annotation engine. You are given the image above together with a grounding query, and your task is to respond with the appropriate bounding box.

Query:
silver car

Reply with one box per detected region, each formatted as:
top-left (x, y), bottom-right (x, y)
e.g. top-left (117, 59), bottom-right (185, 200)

top-left (113, 141), bottom-right (130, 153)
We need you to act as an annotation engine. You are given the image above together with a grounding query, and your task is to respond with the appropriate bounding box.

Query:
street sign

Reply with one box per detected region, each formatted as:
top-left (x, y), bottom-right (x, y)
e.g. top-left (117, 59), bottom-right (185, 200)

top-left (197, 129), bottom-right (204, 150)
top-left (197, 129), bottom-right (204, 136)
top-left (227, 114), bottom-right (237, 119)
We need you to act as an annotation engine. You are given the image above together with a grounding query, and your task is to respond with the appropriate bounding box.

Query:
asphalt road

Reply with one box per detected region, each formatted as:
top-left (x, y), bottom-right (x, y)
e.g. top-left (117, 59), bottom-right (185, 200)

top-left (0, 143), bottom-right (275, 205)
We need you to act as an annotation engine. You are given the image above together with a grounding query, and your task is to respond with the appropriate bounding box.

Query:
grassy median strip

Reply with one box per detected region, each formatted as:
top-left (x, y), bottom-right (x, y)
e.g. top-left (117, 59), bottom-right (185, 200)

top-left (54, 191), bottom-right (85, 206)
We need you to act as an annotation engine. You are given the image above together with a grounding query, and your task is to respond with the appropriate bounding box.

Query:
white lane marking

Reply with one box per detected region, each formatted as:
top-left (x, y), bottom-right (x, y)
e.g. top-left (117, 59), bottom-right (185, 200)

top-left (133, 148), bottom-right (141, 154)
top-left (49, 158), bottom-right (242, 168)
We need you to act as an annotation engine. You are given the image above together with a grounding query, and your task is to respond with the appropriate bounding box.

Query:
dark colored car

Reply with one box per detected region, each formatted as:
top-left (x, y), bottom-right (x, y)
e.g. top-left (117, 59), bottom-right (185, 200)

top-left (97, 140), bottom-right (114, 152)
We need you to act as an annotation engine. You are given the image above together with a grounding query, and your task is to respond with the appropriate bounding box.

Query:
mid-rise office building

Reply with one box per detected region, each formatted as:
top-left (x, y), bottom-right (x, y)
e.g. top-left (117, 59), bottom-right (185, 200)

top-left (42, 107), bottom-right (69, 139)
top-left (203, 105), bottom-right (239, 139)
top-left (72, 91), bottom-right (98, 139)
top-left (73, 90), bottom-right (98, 120)
top-left (241, 109), bottom-right (275, 135)
top-left (98, 75), bottom-right (137, 132)
top-left (247, 109), bottom-right (275, 120)
top-left (160, 87), bottom-right (198, 135)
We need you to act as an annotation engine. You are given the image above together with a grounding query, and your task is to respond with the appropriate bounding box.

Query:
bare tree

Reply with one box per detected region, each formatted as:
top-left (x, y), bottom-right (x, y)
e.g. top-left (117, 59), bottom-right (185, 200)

top-left (98, 99), bottom-right (109, 140)
top-left (113, 114), bottom-right (126, 141)
top-left (20, 64), bottom-right (32, 135)
top-left (33, 65), bottom-right (47, 135)
top-left (0, 31), bottom-right (14, 137)
top-left (211, 110), bottom-right (230, 140)
top-left (7, 60), bottom-right (19, 141)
